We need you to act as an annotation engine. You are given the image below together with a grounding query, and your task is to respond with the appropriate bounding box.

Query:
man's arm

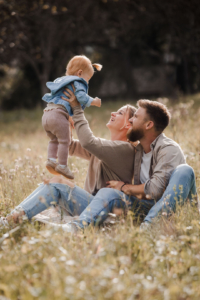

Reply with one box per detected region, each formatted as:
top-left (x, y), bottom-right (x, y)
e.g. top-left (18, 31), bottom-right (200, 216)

top-left (107, 144), bottom-right (185, 201)
top-left (144, 145), bottom-right (186, 201)
top-left (106, 181), bottom-right (146, 199)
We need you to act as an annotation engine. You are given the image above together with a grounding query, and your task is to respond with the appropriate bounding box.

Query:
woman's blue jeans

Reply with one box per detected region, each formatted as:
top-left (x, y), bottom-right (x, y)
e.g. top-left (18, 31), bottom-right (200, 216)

top-left (14, 184), bottom-right (94, 221)
top-left (14, 164), bottom-right (197, 228)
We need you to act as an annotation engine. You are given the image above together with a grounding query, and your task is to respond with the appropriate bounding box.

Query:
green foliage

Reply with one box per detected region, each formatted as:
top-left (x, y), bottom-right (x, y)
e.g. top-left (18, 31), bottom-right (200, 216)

top-left (0, 98), bottom-right (200, 299)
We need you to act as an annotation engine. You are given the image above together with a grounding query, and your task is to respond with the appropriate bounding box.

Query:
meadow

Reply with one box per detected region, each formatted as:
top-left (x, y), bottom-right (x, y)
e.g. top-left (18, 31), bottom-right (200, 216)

top-left (0, 96), bottom-right (200, 300)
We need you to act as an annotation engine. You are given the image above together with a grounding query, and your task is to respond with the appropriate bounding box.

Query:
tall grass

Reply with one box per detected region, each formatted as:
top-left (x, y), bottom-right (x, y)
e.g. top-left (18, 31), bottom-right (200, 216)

top-left (0, 97), bottom-right (200, 300)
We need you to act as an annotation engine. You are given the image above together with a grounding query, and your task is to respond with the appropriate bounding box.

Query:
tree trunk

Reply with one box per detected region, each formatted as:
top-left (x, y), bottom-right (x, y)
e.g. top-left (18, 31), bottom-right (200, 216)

top-left (40, 73), bottom-right (49, 107)
top-left (183, 56), bottom-right (191, 94)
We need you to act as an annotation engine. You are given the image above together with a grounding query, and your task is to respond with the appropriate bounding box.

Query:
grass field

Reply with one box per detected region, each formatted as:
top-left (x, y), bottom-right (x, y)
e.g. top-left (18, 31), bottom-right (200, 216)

top-left (0, 96), bottom-right (200, 300)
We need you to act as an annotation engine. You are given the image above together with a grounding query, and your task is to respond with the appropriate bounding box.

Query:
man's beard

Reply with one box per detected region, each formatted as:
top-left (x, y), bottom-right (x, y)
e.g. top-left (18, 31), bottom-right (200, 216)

top-left (127, 127), bottom-right (144, 142)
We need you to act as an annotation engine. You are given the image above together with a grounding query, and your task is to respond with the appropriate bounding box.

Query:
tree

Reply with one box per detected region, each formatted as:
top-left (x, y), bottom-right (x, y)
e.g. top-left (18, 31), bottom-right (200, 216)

top-left (0, 0), bottom-right (117, 95)
top-left (1, 0), bottom-right (200, 108)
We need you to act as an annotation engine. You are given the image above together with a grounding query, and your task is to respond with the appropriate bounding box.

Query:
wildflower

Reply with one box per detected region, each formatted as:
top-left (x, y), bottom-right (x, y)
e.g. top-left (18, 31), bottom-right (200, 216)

top-left (119, 269), bottom-right (125, 275)
top-left (186, 226), bottom-right (193, 230)
top-left (112, 278), bottom-right (119, 284)
top-left (65, 276), bottom-right (77, 285)
top-left (66, 260), bottom-right (75, 266)
top-left (79, 281), bottom-right (86, 290)
top-left (170, 250), bottom-right (178, 255)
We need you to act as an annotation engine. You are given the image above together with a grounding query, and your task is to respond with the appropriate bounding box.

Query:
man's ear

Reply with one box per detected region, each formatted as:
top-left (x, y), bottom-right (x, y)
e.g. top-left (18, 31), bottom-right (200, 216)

top-left (146, 121), bottom-right (154, 130)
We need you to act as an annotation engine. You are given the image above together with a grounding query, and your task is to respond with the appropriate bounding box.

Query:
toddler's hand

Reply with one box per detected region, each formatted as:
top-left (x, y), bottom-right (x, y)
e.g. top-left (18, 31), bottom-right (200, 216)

top-left (92, 97), bottom-right (101, 107)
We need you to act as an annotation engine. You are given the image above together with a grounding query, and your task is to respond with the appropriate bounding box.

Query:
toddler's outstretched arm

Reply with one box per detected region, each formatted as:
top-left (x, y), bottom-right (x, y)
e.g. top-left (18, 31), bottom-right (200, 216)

top-left (91, 97), bottom-right (101, 107)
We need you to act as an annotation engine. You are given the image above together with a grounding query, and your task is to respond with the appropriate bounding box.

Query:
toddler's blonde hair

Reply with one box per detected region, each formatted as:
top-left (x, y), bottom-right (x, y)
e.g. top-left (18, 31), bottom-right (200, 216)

top-left (66, 55), bottom-right (102, 76)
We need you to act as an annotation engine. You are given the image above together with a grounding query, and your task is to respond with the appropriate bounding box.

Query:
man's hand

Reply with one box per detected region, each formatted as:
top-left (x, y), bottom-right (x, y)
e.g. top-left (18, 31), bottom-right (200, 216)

top-left (91, 97), bottom-right (101, 107)
top-left (106, 180), bottom-right (124, 191)
top-left (61, 84), bottom-right (80, 108)
top-left (106, 181), bottom-right (146, 199)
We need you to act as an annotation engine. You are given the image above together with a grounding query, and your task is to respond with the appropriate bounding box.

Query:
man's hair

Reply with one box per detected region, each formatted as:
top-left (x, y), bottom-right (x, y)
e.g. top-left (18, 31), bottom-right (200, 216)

top-left (137, 99), bottom-right (171, 132)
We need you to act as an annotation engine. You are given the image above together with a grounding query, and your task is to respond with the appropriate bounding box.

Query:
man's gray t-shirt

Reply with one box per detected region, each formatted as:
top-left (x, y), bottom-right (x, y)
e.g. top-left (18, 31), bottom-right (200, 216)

top-left (140, 151), bottom-right (152, 184)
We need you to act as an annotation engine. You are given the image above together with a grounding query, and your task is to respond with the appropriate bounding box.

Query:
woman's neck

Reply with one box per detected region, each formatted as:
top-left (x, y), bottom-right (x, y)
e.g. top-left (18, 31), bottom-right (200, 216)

top-left (110, 131), bottom-right (128, 142)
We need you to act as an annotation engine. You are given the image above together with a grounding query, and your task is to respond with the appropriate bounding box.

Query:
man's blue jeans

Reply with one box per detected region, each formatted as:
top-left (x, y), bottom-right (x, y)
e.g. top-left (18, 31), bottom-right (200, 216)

top-left (14, 164), bottom-right (197, 228)
top-left (143, 164), bottom-right (197, 224)
top-left (72, 164), bottom-right (197, 228)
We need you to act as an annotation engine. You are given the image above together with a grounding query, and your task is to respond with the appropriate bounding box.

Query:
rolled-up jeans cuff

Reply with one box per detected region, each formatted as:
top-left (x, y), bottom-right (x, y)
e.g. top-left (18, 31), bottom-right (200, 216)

top-left (72, 220), bottom-right (85, 229)
top-left (12, 183), bottom-right (73, 220)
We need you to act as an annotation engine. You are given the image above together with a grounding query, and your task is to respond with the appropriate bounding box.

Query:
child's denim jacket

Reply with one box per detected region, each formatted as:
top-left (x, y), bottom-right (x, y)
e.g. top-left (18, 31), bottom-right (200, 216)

top-left (42, 75), bottom-right (93, 116)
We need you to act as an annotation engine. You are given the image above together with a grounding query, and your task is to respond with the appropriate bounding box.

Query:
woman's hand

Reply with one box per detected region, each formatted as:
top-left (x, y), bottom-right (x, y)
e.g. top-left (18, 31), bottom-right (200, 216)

top-left (61, 84), bottom-right (80, 108)
top-left (106, 180), bottom-right (124, 191)
top-left (68, 116), bottom-right (75, 129)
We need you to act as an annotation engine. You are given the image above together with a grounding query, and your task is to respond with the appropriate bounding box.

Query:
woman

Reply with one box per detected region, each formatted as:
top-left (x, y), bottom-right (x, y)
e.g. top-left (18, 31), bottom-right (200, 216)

top-left (0, 94), bottom-right (136, 230)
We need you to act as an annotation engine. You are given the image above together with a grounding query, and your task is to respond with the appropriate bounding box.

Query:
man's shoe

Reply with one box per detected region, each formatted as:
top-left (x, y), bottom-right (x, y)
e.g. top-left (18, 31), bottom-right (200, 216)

top-left (62, 222), bottom-right (79, 234)
top-left (0, 217), bottom-right (9, 228)
top-left (46, 159), bottom-right (59, 175)
top-left (43, 222), bottom-right (80, 235)
top-left (55, 165), bottom-right (74, 180)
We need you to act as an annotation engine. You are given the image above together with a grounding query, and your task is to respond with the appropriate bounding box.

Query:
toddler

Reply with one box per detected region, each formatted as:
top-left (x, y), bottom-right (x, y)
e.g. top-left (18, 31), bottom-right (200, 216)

top-left (42, 55), bottom-right (102, 179)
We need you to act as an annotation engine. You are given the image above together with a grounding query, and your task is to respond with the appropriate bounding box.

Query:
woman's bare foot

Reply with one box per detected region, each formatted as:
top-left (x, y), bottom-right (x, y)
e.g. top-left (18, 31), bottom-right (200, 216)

top-left (45, 175), bottom-right (75, 188)
top-left (6, 210), bottom-right (26, 224)
top-left (0, 209), bottom-right (26, 227)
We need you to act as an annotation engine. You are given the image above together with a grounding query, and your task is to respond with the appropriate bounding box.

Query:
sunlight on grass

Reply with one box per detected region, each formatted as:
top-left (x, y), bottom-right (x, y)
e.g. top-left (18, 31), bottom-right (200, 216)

top-left (0, 98), bottom-right (200, 299)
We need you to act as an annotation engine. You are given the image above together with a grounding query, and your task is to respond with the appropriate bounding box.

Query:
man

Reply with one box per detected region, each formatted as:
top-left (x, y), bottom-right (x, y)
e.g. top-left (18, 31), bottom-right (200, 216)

top-left (59, 96), bottom-right (197, 232)
top-left (106, 100), bottom-right (197, 227)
